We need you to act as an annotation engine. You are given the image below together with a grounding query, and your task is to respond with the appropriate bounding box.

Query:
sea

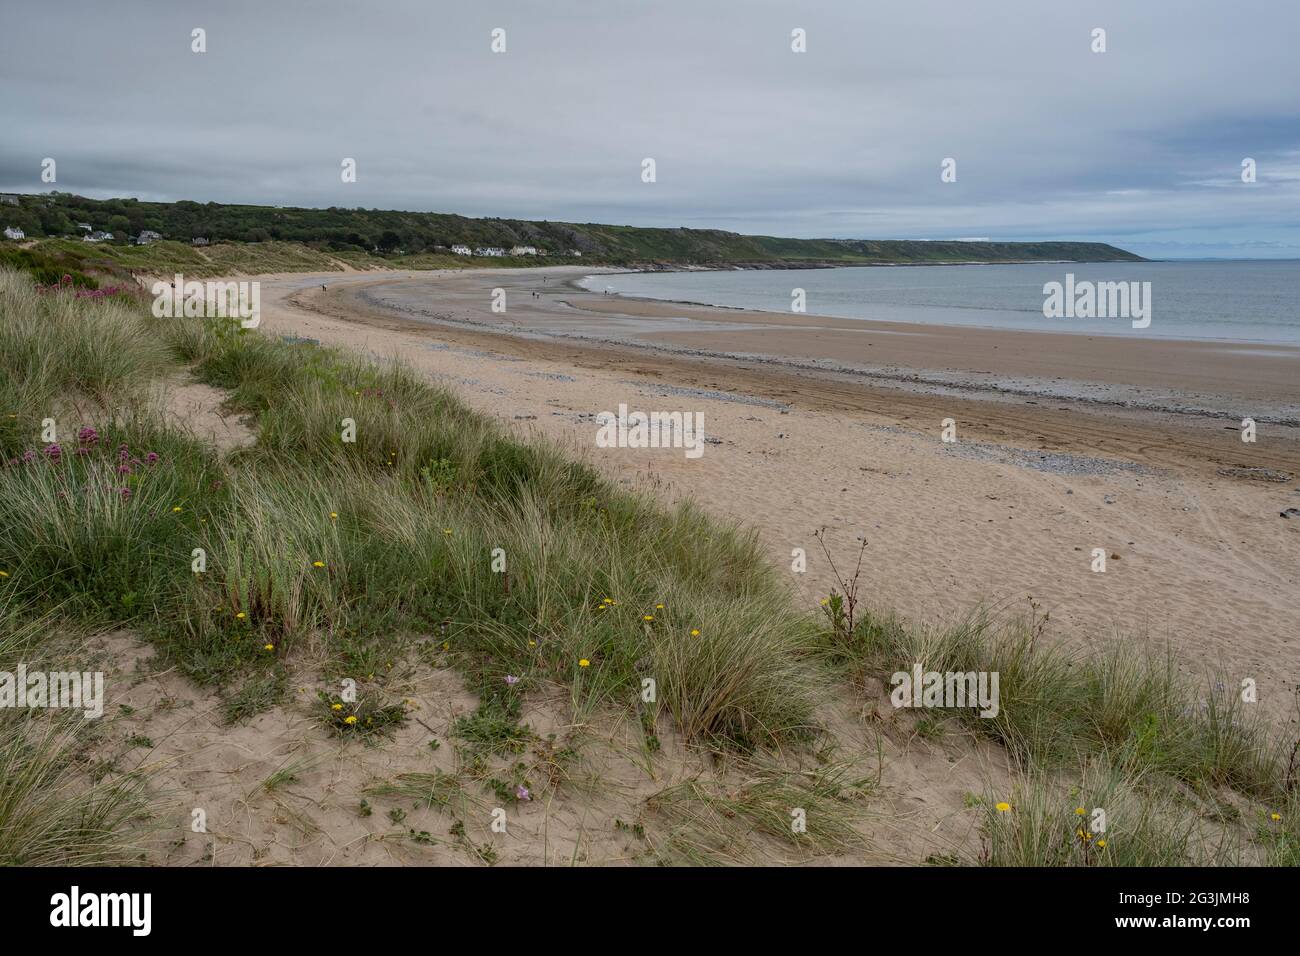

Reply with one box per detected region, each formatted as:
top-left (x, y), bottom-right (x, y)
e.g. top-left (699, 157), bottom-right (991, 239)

top-left (580, 260), bottom-right (1300, 346)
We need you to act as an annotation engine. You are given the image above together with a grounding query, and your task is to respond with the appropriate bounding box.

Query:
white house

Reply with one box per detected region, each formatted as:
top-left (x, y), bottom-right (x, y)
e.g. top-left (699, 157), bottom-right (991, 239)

top-left (137, 229), bottom-right (162, 244)
top-left (3, 226), bottom-right (25, 240)
top-left (76, 222), bottom-right (92, 232)
top-left (509, 245), bottom-right (537, 256)
top-left (191, 237), bottom-right (210, 246)
top-left (83, 231), bottom-right (113, 243)
top-left (569, 249), bottom-right (583, 257)
top-left (451, 244), bottom-right (472, 255)
top-left (0, 194), bottom-right (19, 206)
top-left (474, 246), bottom-right (505, 257)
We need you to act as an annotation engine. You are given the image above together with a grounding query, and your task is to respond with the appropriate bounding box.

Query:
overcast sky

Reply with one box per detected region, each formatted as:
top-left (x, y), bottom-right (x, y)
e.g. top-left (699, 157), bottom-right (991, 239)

top-left (2, 0), bottom-right (1298, 258)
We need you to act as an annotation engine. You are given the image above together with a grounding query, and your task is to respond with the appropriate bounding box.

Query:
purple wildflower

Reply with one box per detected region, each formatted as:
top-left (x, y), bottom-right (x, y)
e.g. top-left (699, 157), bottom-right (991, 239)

top-left (145, 451), bottom-right (159, 465)
top-left (78, 426), bottom-right (99, 447)
top-left (504, 675), bottom-right (520, 686)
top-left (515, 785), bottom-right (531, 802)
top-left (44, 443), bottom-right (62, 462)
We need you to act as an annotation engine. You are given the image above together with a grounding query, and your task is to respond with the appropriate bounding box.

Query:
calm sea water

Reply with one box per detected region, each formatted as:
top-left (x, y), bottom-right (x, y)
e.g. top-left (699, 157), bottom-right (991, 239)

top-left (581, 260), bottom-right (1300, 345)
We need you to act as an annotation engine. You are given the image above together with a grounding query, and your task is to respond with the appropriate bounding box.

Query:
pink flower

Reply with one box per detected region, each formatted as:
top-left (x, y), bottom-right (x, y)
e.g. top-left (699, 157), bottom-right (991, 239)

top-left (78, 426), bottom-right (99, 446)
top-left (145, 452), bottom-right (159, 464)
top-left (43, 443), bottom-right (62, 462)
top-left (515, 785), bottom-right (531, 802)
top-left (504, 675), bottom-right (519, 686)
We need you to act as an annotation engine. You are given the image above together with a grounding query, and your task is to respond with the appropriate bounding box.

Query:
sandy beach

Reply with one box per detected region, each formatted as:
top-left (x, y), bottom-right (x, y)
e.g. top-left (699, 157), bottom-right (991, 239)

top-left (241, 266), bottom-right (1300, 721)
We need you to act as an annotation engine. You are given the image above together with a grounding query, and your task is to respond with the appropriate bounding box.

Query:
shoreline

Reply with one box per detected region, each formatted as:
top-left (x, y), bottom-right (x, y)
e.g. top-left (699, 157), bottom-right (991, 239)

top-left (327, 266), bottom-right (1300, 424)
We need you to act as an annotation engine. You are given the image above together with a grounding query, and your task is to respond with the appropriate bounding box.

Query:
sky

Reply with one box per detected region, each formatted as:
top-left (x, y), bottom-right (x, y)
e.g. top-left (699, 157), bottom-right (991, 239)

top-left (2, 0), bottom-right (1298, 258)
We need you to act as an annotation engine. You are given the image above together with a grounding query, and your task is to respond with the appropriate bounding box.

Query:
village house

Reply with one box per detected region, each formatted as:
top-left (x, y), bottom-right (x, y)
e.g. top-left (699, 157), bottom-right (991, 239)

top-left (135, 229), bottom-right (162, 245)
top-left (83, 231), bottom-right (113, 243)
top-left (0, 194), bottom-right (19, 206)
top-left (474, 246), bottom-right (505, 257)
top-left (191, 237), bottom-right (210, 246)
top-left (509, 245), bottom-right (537, 256)
top-left (451, 244), bottom-right (472, 255)
top-left (569, 249), bottom-right (583, 257)
top-left (3, 226), bottom-right (25, 240)
top-left (76, 222), bottom-right (92, 232)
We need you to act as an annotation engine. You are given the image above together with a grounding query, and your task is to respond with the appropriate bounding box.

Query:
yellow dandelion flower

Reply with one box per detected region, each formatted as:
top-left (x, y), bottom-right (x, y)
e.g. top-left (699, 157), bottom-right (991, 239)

top-left (344, 715), bottom-right (358, 725)
top-left (330, 512), bottom-right (338, 520)
top-left (528, 640), bottom-right (537, 647)
top-left (1271, 812), bottom-right (1282, 821)
top-left (690, 629), bottom-right (701, 636)
top-left (331, 703), bottom-right (343, 711)
top-left (172, 506), bottom-right (182, 513)
top-left (1096, 839), bottom-right (1107, 848)
top-left (0, 570), bottom-right (8, 578)
top-left (1076, 829), bottom-right (1086, 839)
top-left (578, 658), bottom-right (590, 668)
top-left (602, 598), bottom-right (613, 604)
top-left (263, 643), bottom-right (274, 652)
top-left (643, 615), bottom-right (654, 622)
top-left (1075, 807), bottom-right (1086, 816)
top-left (235, 612), bottom-right (246, 620)
top-left (312, 561), bottom-right (325, 568)
top-left (819, 598), bottom-right (829, 606)
top-left (442, 528), bottom-right (453, 535)
top-left (995, 802), bottom-right (1011, 812)
top-left (655, 603), bottom-right (664, 609)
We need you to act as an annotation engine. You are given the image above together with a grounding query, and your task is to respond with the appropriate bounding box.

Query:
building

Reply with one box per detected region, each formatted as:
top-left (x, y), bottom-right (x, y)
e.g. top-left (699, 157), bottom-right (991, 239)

top-left (76, 222), bottom-right (92, 232)
top-left (3, 226), bottom-right (25, 240)
top-left (569, 249), bottom-right (583, 257)
top-left (0, 194), bottom-right (19, 206)
top-left (191, 237), bottom-right (210, 246)
top-left (451, 244), bottom-right (472, 255)
top-left (136, 229), bottom-right (162, 244)
top-left (83, 231), bottom-right (113, 243)
top-left (474, 246), bottom-right (505, 257)
top-left (509, 245), bottom-right (537, 256)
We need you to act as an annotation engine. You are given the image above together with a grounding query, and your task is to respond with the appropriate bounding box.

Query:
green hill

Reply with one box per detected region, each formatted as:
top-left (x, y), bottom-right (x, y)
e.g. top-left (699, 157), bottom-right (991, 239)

top-left (0, 191), bottom-right (1143, 270)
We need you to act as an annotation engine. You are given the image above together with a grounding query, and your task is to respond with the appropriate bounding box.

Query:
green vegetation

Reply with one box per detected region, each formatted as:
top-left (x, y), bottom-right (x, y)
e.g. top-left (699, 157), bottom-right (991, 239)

top-left (1, 191), bottom-right (1144, 270)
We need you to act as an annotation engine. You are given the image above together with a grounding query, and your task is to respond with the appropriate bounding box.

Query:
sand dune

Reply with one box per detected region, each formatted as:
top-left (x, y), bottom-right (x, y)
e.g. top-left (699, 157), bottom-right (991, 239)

top-left (244, 267), bottom-right (1300, 722)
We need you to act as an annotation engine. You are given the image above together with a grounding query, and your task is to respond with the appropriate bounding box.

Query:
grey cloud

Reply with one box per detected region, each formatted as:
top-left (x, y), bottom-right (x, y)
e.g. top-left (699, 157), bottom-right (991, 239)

top-left (1, 0), bottom-right (1297, 258)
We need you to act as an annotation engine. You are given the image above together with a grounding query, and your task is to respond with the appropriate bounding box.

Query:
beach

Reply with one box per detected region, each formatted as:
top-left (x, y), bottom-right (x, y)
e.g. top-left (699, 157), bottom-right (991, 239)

top-left (243, 266), bottom-right (1300, 720)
